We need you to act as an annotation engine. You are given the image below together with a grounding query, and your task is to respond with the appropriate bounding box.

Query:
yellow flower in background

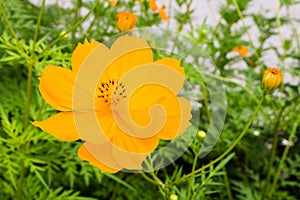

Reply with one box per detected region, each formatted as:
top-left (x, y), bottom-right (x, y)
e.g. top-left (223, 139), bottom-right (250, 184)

top-left (158, 5), bottom-right (168, 21)
top-left (149, 0), bottom-right (158, 11)
top-left (116, 12), bottom-right (137, 32)
top-left (261, 68), bottom-right (283, 94)
top-left (109, 0), bottom-right (117, 6)
top-left (232, 45), bottom-right (249, 57)
top-left (33, 35), bottom-right (191, 173)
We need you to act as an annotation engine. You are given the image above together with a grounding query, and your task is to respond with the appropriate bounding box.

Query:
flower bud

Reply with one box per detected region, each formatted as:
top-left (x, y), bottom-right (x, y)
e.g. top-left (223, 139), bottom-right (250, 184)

top-left (169, 194), bottom-right (178, 200)
top-left (261, 68), bottom-right (283, 94)
top-left (116, 12), bottom-right (137, 32)
top-left (109, 0), bottom-right (117, 6)
top-left (149, 0), bottom-right (158, 11)
top-left (197, 130), bottom-right (206, 139)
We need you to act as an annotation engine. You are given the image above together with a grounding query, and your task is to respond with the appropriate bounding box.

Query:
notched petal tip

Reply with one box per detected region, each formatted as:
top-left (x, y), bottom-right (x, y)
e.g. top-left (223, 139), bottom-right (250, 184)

top-left (71, 38), bottom-right (101, 73)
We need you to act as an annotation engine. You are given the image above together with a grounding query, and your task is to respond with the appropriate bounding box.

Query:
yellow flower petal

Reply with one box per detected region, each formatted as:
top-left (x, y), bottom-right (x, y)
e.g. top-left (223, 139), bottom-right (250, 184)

top-left (71, 39), bottom-right (101, 73)
top-left (103, 35), bottom-right (153, 79)
top-left (261, 68), bottom-right (283, 94)
top-left (154, 58), bottom-right (184, 76)
top-left (39, 65), bottom-right (75, 111)
top-left (129, 90), bottom-right (191, 140)
top-left (78, 143), bottom-right (121, 173)
top-left (156, 97), bottom-right (192, 140)
top-left (32, 112), bottom-right (79, 141)
top-left (111, 128), bottom-right (159, 153)
top-left (112, 145), bottom-right (149, 170)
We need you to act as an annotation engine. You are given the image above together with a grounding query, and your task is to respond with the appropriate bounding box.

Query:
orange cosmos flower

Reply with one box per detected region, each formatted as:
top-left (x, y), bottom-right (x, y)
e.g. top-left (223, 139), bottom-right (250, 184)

top-left (232, 45), bottom-right (249, 57)
top-left (109, 0), bottom-right (117, 6)
top-left (33, 35), bottom-right (191, 173)
top-left (116, 12), bottom-right (137, 32)
top-left (158, 5), bottom-right (168, 21)
top-left (149, 0), bottom-right (158, 11)
top-left (261, 68), bottom-right (283, 94)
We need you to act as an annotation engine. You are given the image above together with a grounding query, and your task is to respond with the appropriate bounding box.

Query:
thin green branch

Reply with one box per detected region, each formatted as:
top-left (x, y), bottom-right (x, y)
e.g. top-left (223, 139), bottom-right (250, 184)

top-left (223, 166), bottom-right (233, 200)
top-left (232, 0), bottom-right (264, 70)
top-left (37, 0), bottom-right (99, 60)
top-left (201, 71), bottom-right (259, 104)
top-left (187, 147), bottom-right (201, 199)
top-left (275, 0), bottom-right (286, 92)
top-left (262, 106), bottom-right (284, 198)
top-left (16, 1), bottom-right (46, 199)
top-left (269, 110), bottom-right (300, 197)
top-left (0, 3), bottom-right (26, 57)
top-left (72, 0), bottom-right (82, 41)
top-left (24, 0), bottom-right (46, 129)
top-left (167, 95), bottom-right (265, 186)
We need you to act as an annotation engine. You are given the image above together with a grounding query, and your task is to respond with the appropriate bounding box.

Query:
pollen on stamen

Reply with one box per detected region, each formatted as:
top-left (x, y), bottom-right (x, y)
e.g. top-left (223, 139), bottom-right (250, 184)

top-left (96, 79), bottom-right (128, 106)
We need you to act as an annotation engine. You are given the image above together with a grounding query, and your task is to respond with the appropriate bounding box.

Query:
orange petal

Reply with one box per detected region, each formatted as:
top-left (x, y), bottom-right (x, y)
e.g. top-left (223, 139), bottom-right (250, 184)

top-left (156, 97), bottom-right (192, 140)
top-left (232, 46), bottom-right (248, 57)
top-left (103, 35), bottom-right (153, 79)
top-left (149, 0), bottom-right (158, 11)
top-left (129, 95), bottom-right (191, 140)
top-left (39, 65), bottom-right (75, 111)
top-left (154, 58), bottom-right (184, 76)
top-left (71, 39), bottom-right (101, 73)
top-left (32, 112), bottom-right (79, 141)
top-left (129, 84), bottom-right (175, 111)
top-left (95, 112), bottom-right (117, 141)
top-left (112, 144), bottom-right (150, 170)
top-left (78, 143), bottom-right (121, 173)
top-left (158, 5), bottom-right (168, 21)
top-left (111, 127), bottom-right (159, 153)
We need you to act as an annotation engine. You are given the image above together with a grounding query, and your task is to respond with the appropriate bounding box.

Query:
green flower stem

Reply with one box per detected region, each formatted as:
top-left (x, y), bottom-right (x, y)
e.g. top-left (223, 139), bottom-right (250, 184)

top-left (199, 75), bottom-right (211, 122)
top-left (73, 0), bottom-right (82, 41)
top-left (16, 1), bottom-right (46, 199)
top-left (269, 113), bottom-right (300, 198)
top-left (167, 95), bottom-right (265, 187)
top-left (170, 0), bottom-right (193, 53)
top-left (201, 71), bottom-right (259, 104)
top-left (262, 106), bottom-right (284, 198)
top-left (24, 0), bottom-right (46, 129)
top-left (140, 173), bottom-right (160, 186)
top-left (223, 166), bottom-right (233, 200)
top-left (275, 0), bottom-right (286, 92)
top-left (166, 0), bottom-right (172, 30)
top-left (142, 160), bottom-right (169, 196)
top-left (0, 3), bottom-right (26, 57)
top-left (232, 0), bottom-right (264, 71)
top-left (187, 147), bottom-right (201, 199)
top-left (37, 0), bottom-right (99, 61)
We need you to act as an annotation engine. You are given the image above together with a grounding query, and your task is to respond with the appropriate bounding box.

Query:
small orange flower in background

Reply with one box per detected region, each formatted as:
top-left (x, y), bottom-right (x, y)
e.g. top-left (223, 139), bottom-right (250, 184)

top-left (261, 68), bottom-right (283, 94)
top-left (158, 5), bottom-right (168, 21)
top-left (116, 12), bottom-right (137, 32)
top-left (149, 0), bottom-right (158, 11)
top-left (109, 0), bottom-right (117, 6)
top-left (232, 45), bottom-right (249, 57)
top-left (149, 0), bottom-right (168, 21)
top-left (33, 35), bottom-right (191, 173)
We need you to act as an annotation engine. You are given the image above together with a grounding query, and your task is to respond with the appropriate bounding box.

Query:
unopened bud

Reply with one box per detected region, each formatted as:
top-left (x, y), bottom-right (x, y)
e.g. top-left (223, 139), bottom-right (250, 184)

top-left (261, 68), bottom-right (283, 94)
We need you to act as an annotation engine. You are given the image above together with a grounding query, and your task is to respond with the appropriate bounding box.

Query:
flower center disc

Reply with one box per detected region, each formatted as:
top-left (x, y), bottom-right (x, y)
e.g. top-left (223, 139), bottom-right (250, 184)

top-left (96, 79), bottom-right (127, 107)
